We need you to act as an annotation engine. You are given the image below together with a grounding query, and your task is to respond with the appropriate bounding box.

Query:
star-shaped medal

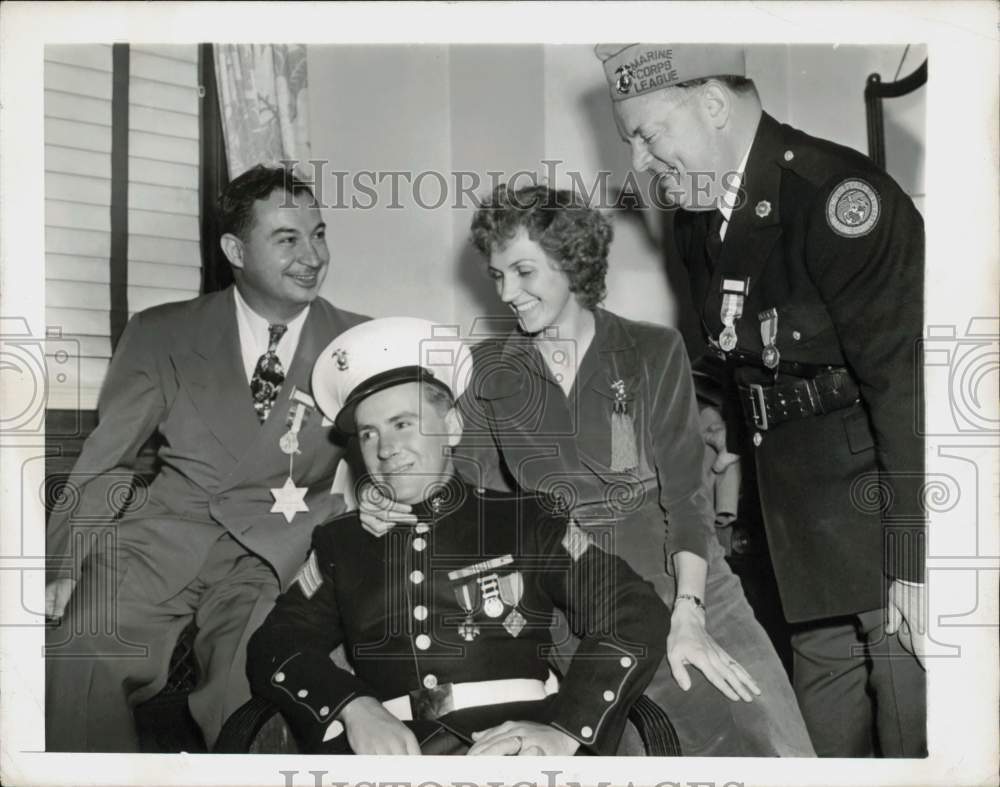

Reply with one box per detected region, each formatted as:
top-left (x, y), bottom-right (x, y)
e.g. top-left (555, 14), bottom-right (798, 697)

top-left (270, 477), bottom-right (309, 524)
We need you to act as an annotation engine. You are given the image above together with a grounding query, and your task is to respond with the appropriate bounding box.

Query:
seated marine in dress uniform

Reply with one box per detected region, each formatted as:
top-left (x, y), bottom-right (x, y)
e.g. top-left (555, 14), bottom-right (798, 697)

top-left (246, 317), bottom-right (669, 755)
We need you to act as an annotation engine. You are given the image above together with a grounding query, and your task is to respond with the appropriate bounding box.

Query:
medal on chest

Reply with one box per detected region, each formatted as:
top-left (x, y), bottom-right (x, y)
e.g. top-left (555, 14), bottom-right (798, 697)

top-left (609, 378), bottom-right (639, 473)
top-left (270, 387), bottom-right (316, 524)
top-left (453, 583), bottom-right (481, 642)
top-left (717, 277), bottom-right (750, 352)
top-left (758, 308), bottom-right (780, 374)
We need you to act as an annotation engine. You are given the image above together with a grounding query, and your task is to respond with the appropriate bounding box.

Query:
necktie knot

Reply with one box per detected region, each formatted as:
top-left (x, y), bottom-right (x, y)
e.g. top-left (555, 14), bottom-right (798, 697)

top-left (267, 323), bottom-right (288, 351)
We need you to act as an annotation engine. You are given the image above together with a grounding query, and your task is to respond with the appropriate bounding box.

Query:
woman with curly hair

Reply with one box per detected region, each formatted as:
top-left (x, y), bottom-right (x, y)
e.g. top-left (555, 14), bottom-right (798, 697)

top-left (450, 183), bottom-right (814, 757)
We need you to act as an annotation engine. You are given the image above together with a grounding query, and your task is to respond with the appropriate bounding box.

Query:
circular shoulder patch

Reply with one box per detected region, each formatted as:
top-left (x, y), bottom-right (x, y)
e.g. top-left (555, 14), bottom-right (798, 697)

top-left (826, 178), bottom-right (881, 238)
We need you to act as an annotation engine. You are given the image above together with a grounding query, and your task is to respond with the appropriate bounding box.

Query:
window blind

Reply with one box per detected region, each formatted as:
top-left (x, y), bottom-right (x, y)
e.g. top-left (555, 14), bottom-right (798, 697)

top-left (44, 44), bottom-right (202, 409)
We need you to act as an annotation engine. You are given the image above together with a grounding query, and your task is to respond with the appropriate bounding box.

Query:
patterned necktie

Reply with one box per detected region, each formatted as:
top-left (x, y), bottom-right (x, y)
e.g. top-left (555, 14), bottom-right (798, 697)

top-left (251, 323), bottom-right (288, 423)
top-left (704, 209), bottom-right (725, 272)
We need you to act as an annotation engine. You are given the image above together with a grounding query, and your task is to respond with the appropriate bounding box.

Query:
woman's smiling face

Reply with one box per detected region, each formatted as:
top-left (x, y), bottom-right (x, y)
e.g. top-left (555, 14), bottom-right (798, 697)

top-left (487, 229), bottom-right (584, 336)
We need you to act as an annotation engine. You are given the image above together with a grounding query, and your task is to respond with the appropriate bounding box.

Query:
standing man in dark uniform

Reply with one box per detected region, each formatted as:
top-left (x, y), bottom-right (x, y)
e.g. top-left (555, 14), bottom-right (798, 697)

top-left (246, 317), bottom-right (668, 755)
top-left (594, 44), bottom-right (926, 757)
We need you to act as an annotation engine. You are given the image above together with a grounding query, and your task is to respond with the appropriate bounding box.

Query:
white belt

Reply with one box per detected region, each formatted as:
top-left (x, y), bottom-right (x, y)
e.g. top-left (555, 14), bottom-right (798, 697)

top-left (384, 671), bottom-right (560, 722)
top-left (323, 671), bottom-right (559, 742)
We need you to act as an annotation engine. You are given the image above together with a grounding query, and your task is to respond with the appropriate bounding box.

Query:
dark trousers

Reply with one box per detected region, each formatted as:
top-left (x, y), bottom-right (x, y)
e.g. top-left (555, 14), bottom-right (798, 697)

top-left (790, 609), bottom-right (927, 757)
top-left (46, 532), bottom-right (278, 752)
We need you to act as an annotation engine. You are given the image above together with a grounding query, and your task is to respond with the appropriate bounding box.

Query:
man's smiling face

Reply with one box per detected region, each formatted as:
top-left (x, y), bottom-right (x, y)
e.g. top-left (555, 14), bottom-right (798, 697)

top-left (230, 188), bottom-right (330, 318)
top-left (614, 85), bottom-right (726, 210)
top-left (355, 382), bottom-right (461, 505)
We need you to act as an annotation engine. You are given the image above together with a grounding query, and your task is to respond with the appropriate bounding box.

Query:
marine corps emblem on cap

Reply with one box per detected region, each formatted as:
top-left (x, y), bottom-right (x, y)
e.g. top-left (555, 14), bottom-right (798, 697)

top-left (615, 64), bottom-right (634, 94)
top-left (311, 316), bottom-right (473, 434)
top-left (595, 43), bottom-right (746, 103)
top-left (826, 178), bottom-right (881, 238)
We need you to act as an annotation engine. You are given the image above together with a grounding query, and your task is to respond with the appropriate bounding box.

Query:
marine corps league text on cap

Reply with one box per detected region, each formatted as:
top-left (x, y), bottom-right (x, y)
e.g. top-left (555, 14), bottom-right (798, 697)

top-left (594, 44), bottom-right (746, 101)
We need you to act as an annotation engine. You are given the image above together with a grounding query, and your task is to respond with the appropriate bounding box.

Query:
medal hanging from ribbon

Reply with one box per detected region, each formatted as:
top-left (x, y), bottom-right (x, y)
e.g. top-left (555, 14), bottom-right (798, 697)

top-left (498, 572), bottom-right (526, 637)
top-left (270, 388), bottom-right (316, 524)
top-left (758, 308), bottom-right (780, 375)
top-left (610, 379), bottom-right (638, 473)
top-left (718, 277), bottom-right (750, 352)
top-left (453, 582), bottom-right (481, 642)
top-left (477, 573), bottom-right (505, 619)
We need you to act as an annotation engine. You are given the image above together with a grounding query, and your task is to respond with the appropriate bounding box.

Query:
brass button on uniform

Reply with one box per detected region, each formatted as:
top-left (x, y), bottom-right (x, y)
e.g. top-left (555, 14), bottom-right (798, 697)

top-left (410, 570), bottom-right (424, 585)
top-left (274, 672), bottom-right (285, 683)
top-left (412, 537), bottom-right (427, 552)
top-left (603, 690), bottom-right (615, 702)
top-left (415, 634), bottom-right (431, 650)
top-left (423, 674), bottom-right (438, 689)
top-left (619, 656), bottom-right (632, 668)
top-left (784, 150), bottom-right (794, 161)
top-left (753, 432), bottom-right (763, 447)
top-left (415, 523), bottom-right (430, 535)
top-left (413, 605), bottom-right (428, 621)
top-left (297, 689), bottom-right (308, 698)
top-left (581, 725), bottom-right (593, 738)
top-left (320, 705), bottom-right (330, 716)
top-left (792, 330), bottom-right (802, 340)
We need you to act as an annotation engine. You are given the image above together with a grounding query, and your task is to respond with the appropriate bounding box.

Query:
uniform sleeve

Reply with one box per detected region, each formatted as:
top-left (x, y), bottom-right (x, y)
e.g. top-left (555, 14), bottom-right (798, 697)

top-left (534, 506), bottom-right (669, 755)
top-left (804, 174), bottom-right (925, 582)
top-left (649, 332), bottom-right (717, 562)
top-left (47, 311), bottom-right (167, 579)
top-left (246, 527), bottom-right (377, 751)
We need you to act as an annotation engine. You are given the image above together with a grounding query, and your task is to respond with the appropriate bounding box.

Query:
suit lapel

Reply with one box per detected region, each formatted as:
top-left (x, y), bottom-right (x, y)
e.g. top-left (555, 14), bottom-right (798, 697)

top-left (704, 113), bottom-right (784, 338)
top-left (578, 311), bottom-right (641, 479)
top-left (171, 287), bottom-right (260, 461)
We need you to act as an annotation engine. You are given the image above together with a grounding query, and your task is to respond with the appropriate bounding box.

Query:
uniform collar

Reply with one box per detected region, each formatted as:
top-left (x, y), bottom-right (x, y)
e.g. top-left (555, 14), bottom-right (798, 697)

top-left (409, 474), bottom-right (469, 523)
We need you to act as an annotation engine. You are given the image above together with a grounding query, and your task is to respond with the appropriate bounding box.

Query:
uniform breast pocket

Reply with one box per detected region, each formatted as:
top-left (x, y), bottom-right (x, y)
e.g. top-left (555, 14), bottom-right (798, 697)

top-left (842, 406), bottom-right (875, 455)
top-left (774, 302), bottom-right (837, 353)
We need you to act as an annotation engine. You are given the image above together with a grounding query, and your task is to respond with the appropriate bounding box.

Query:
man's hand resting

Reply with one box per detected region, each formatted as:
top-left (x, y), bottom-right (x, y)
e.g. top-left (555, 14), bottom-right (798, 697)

top-left (339, 696), bottom-right (421, 755)
top-left (467, 720), bottom-right (581, 756)
top-left (45, 578), bottom-right (76, 620)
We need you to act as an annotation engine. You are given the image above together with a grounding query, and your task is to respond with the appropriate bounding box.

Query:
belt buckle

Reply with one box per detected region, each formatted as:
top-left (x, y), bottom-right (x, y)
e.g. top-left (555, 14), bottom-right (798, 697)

top-left (409, 683), bottom-right (455, 721)
top-left (749, 383), bottom-right (769, 430)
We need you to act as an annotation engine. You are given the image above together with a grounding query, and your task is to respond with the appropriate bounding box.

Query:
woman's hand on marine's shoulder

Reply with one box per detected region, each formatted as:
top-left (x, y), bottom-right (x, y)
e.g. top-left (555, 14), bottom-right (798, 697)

top-left (357, 482), bottom-right (416, 536)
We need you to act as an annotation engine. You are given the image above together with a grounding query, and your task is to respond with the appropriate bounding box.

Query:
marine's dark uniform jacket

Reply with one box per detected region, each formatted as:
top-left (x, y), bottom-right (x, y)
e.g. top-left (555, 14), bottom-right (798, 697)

top-left (674, 112), bottom-right (925, 623)
top-left (246, 476), bottom-right (668, 754)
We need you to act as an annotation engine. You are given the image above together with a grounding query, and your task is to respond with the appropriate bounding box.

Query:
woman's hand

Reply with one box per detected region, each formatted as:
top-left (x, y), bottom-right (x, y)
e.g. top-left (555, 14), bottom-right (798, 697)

top-left (667, 599), bottom-right (762, 702)
top-left (357, 482), bottom-right (416, 536)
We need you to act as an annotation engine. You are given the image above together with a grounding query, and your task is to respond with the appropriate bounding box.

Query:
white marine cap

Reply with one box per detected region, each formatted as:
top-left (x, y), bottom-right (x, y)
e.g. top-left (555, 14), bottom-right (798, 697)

top-left (312, 317), bottom-right (472, 434)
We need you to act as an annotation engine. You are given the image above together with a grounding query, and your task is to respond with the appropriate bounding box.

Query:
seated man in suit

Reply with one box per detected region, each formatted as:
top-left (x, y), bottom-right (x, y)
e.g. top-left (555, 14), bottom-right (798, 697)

top-left (246, 317), bottom-right (669, 755)
top-left (45, 164), bottom-right (367, 751)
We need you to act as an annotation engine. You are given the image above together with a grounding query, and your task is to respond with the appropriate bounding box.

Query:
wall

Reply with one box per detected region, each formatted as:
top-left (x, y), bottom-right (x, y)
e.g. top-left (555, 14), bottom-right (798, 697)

top-left (306, 43), bottom-right (926, 334)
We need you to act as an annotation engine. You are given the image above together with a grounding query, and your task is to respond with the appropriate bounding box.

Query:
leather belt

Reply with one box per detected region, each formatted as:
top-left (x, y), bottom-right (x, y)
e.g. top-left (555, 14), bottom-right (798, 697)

top-left (739, 368), bottom-right (860, 431)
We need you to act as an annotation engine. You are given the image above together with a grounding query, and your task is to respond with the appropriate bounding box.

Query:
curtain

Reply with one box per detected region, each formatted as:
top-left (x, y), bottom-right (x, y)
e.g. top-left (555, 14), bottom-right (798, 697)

top-left (213, 44), bottom-right (312, 178)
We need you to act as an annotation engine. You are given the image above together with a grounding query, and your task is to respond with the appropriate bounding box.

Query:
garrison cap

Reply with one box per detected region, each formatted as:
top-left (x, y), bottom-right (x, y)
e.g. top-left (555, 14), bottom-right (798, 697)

top-left (594, 44), bottom-right (746, 101)
top-left (312, 317), bottom-right (472, 434)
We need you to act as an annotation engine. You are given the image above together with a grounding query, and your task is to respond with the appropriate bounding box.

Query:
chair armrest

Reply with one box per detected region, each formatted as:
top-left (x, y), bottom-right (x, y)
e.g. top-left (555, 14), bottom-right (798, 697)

top-left (214, 696), bottom-right (296, 753)
top-left (626, 695), bottom-right (682, 756)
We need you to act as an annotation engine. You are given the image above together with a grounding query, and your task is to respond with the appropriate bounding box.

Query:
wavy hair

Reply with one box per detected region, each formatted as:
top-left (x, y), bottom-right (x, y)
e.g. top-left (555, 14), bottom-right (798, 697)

top-left (470, 184), bottom-right (612, 310)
